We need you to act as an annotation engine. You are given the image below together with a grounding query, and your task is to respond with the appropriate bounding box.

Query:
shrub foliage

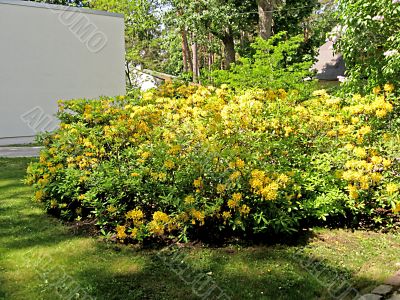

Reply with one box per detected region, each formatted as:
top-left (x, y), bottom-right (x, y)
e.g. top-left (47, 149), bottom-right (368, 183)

top-left (26, 84), bottom-right (400, 242)
top-left (209, 32), bottom-right (315, 98)
top-left (336, 0), bottom-right (400, 93)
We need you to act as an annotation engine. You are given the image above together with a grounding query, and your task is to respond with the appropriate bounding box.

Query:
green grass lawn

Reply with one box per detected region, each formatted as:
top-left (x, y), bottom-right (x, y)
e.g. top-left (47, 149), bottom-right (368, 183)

top-left (1, 158), bottom-right (399, 300)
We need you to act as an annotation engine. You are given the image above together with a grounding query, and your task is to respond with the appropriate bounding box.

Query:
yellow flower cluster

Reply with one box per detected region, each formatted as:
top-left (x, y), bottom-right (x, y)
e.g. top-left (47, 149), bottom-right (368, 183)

top-left (227, 193), bottom-right (242, 209)
top-left (193, 177), bottom-right (203, 188)
top-left (216, 184), bottom-right (226, 194)
top-left (239, 204), bottom-right (251, 216)
top-left (147, 221), bottom-right (165, 236)
top-left (341, 149), bottom-right (394, 199)
top-left (184, 195), bottom-right (195, 205)
top-left (386, 183), bottom-right (399, 195)
top-left (151, 172), bottom-right (167, 182)
top-left (126, 209), bottom-right (144, 225)
top-left (229, 158), bottom-right (245, 169)
top-left (146, 211), bottom-right (172, 237)
top-left (222, 211), bottom-right (232, 223)
top-left (116, 225), bottom-right (127, 240)
top-left (191, 209), bottom-right (205, 225)
top-left (250, 170), bottom-right (290, 201)
top-left (152, 211), bottom-right (170, 223)
top-left (164, 160), bottom-right (175, 170)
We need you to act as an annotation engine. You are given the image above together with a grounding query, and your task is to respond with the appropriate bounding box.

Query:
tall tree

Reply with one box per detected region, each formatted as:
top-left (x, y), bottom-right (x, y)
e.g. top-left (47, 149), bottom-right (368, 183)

top-left (191, 33), bottom-right (200, 83)
top-left (164, 0), bottom-right (256, 70)
top-left (257, 0), bottom-right (275, 40)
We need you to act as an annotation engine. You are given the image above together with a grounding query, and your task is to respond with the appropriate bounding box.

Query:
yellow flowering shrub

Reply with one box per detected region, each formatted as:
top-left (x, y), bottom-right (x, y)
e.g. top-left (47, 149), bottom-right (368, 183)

top-left (26, 83), bottom-right (400, 243)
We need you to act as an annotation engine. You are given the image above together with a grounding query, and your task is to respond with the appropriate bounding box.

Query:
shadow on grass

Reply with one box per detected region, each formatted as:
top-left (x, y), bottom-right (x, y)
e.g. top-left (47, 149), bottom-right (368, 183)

top-left (65, 242), bottom-right (378, 300)
top-left (0, 157), bottom-right (382, 300)
top-left (0, 200), bottom-right (71, 251)
top-left (0, 182), bottom-right (26, 192)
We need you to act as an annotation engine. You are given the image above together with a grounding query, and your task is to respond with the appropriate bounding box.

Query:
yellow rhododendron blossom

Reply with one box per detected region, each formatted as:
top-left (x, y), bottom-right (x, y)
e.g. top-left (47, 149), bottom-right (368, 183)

top-left (382, 159), bottom-right (392, 168)
top-left (184, 195), bottom-right (195, 205)
top-left (348, 185), bottom-right (359, 200)
top-left (251, 178), bottom-right (264, 190)
top-left (235, 158), bottom-right (245, 169)
top-left (141, 151), bottom-right (151, 159)
top-left (229, 171), bottom-right (241, 181)
top-left (147, 220), bottom-right (164, 236)
top-left (130, 228), bottom-right (139, 239)
top-left (193, 177), bottom-right (203, 188)
top-left (394, 203), bottom-right (400, 214)
top-left (216, 184), bottom-right (226, 194)
top-left (376, 109), bottom-right (387, 118)
top-left (227, 199), bottom-right (238, 209)
top-left (191, 210), bottom-right (205, 225)
top-left (34, 190), bottom-right (45, 202)
top-left (222, 211), bottom-right (231, 220)
top-left (260, 182), bottom-right (279, 200)
top-left (278, 174), bottom-right (290, 184)
top-left (284, 126), bottom-right (294, 137)
top-left (344, 144), bottom-right (355, 151)
top-left (164, 160), bottom-right (175, 170)
top-left (386, 183), bottom-right (399, 195)
top-left (232, 193), bottom-right (242, 202)
top-left (158, 172), bottom-right (167, 182)
top-left (372, 86), bottom-right (381, 95)
top-left (239, 205), bottom-right (251, 215)
top-left (116, 225), bottom-right (127, 240)
top-left (371, 156), bottom-right (383, 165)
top-left (126, 209), bottom-right (144, 221)
top-left (351, 117), bottom-right (360, 124)
top-left (327, 130), bottom-right (336, 137)
top-left (353, 147), bottom-right (367, 159)
top-left (384, 83), bottom-right (395, 93)
top-left (359, 176), bottom-right (370, 190)
top-left (358, 126), bottom-right (371, 136)
top-left (153, 211), bottom-right (170, 223)
top-left (371, 173), bottom-right (383, 183)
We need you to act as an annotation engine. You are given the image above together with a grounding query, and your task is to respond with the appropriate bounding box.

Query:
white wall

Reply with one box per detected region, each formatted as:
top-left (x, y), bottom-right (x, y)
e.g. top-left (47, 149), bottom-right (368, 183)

top-left (0, 0), bottom-right (125, 145)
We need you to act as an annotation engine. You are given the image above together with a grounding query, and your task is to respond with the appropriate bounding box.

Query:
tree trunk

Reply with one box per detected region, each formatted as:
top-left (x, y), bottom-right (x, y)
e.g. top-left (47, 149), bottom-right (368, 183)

top-left (125, 61), bottom-right (132, 87)
top-left (257, 0), bottom-right (275, 40)
top-left (208, 33), bottom-right (213, 72)
top-left (181, 29), bottom-right (192, 73)
top-left (191, 33), bottom-right (199, 83)
top-left (208, 52), bottom-right (213, 72)
top-left (222, 33), bottom-right (235, 69)
top-left (181, 30), bottom-right (188, 72)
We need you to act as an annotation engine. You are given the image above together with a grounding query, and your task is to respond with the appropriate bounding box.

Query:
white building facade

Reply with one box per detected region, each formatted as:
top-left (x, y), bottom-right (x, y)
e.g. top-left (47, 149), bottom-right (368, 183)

top-left (0, 0), bottom-right (126, 145)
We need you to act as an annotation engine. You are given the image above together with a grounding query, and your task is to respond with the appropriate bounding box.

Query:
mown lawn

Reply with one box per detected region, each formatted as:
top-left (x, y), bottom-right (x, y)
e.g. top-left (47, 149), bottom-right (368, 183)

top-left (1, 158), bottom-right (399, 300)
